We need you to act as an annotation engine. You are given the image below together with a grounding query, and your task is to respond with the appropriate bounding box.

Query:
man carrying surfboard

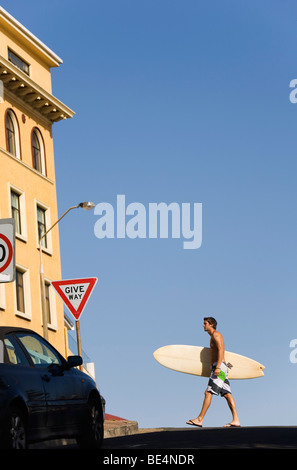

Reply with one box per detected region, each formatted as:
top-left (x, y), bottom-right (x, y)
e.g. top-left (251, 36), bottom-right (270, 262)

top-left (186, 317), bottom-right (240, 428)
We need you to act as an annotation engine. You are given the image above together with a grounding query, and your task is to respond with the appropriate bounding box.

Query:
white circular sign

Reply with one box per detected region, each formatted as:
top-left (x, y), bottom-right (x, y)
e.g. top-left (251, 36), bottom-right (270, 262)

top-left (0, 233), bottom-right (13, 273)
top-left (0, 219), bottom-right (15, 283)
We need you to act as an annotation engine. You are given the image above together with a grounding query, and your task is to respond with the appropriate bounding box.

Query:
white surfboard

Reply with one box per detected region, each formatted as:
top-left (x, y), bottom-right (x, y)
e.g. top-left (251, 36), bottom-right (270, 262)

top-left (153, 345), bottom-right (265, 379)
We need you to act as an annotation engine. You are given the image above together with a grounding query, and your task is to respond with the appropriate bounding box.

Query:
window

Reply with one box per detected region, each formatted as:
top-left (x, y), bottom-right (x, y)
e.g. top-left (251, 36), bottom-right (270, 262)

top-left (43, 278), bottom-right (57, 329)
top-left (37, 205), bottom-right (47, 248)
top-left (0, 283), bottom-right (5, 310)
top-left (6, 110), bottom-right (20, 158)
top-left (10, 186), bottom-right (27, 241)
top-left (16, 332), bottom-right (62, 368)
top-left (11, 191), bottom-right (21, 234)
top-left (15, 269), bottom-right (25, 313)
top-left (15, 266), bottom-right (31, 319)
top-left (32, 128), bottom-right (46, 175)
top-left (4, 335), bottom-right (30, 366)
top-left (6, 112), bottom-right (15, 155)
top-left (36, 201), bottom-right (52, 254)
top-left (45, 281), bottom-right (51, 324)
top-left (32, 130), bottom-right (41, 171)
top-left (8, 49), bottom-right (30, 75)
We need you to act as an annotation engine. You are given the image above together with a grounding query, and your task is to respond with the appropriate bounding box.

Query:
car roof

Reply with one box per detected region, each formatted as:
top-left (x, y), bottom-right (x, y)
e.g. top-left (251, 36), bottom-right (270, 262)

top-left (0, 326), bottom-right (42, 340)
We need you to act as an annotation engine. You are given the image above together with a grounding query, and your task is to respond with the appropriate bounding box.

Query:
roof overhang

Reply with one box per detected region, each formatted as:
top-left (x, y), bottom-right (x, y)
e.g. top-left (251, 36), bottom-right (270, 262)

top-left (0, 54), bottom-right (75, 123)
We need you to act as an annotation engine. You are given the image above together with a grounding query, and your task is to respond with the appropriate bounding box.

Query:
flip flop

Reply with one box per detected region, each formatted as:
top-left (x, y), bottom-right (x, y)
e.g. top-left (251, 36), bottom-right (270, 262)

top-left (224, 423), bottom-right (240, 428)
top-left (186, 420), bottom-right (202, 428)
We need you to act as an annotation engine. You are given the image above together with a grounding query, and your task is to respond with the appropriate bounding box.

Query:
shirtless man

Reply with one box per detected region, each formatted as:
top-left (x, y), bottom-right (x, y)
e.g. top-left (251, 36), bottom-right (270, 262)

top-left (186, 317), bottom-right (240, 428)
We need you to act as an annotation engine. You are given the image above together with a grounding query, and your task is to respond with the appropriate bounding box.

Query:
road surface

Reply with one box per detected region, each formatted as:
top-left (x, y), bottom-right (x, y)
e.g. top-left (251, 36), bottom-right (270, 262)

top-left (30, 426), bottom-right (297, 450)
top-left (102, 426), bottom-right (297, 449)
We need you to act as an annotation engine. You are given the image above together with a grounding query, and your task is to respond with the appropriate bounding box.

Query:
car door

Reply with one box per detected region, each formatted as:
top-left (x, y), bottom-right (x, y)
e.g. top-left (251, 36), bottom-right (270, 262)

top-left (3, 334), bottom-right (47, 431)
top-left (42, 365), bottom-right (86, 430)
top-left (14, 331), bottom-right (84, 430)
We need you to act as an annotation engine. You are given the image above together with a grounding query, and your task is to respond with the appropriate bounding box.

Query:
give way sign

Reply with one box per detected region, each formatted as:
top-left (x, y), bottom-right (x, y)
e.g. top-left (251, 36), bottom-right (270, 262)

top-left (0, 218), bottom-right (15, 283)
top-left (51, 277), bottom-right (98, 320)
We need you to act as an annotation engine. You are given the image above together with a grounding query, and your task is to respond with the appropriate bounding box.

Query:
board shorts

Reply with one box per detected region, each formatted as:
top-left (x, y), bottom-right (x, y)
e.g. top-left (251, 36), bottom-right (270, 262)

top-left (206, 362), bottom-right (232, 397)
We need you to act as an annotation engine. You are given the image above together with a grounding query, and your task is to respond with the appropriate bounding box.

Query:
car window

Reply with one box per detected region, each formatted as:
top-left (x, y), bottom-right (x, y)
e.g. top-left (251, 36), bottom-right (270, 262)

top-left (16, 333), bottom-right (63, 368)
top-left (4, 335), bottom-right (30, 366)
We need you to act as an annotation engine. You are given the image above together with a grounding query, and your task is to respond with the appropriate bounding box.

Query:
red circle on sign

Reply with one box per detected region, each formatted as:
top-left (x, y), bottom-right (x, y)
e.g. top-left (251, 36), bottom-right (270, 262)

top-left (0, 233), bottom-right (13, 273)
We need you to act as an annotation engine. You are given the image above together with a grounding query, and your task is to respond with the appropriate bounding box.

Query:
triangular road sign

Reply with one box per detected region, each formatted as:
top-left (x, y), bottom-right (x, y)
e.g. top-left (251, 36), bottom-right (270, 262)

top-left (51, 277), bottom-right (98, 320)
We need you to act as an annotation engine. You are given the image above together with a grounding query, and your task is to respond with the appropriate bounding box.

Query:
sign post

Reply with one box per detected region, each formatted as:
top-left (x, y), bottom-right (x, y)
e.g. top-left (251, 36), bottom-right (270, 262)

top-left (0, 218), bottom-right (15, 283)
top-left (51, 277), bottom-right (98, 370)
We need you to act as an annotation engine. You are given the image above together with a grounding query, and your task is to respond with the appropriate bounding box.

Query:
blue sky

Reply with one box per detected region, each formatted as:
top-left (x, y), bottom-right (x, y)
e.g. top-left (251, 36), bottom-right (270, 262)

top-left (2, 0), bottom-right (297, 428)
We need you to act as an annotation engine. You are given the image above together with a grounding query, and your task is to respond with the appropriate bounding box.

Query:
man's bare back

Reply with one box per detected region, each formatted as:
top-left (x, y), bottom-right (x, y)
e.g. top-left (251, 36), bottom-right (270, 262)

top-left (204, 320), bottom-right (225, 375)
top-left (210, 330), bottom-right (226, 369)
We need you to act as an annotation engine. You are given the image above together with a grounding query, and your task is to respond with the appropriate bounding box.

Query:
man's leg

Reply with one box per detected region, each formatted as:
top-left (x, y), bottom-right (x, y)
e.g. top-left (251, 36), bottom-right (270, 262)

top-left (223, 393), bottom-right (240, 427)
top-left (186, 390), bottom-right (213, 427)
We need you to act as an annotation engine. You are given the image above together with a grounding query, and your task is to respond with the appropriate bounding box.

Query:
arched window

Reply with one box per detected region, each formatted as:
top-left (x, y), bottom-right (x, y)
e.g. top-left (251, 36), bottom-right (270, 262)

top-left (32, 128), bottom-right (46, 175)
top-left (6, 110), bottom-right (20, 158)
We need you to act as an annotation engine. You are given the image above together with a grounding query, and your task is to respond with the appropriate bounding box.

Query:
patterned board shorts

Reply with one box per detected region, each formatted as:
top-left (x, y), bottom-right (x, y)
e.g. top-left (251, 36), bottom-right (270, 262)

top-left (206, 362), bottom-right (232, 397)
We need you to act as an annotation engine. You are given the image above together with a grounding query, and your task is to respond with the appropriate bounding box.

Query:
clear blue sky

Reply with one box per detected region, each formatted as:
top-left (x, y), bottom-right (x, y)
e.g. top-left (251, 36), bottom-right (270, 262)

top-left (2, 0), bottom-right (297, 428)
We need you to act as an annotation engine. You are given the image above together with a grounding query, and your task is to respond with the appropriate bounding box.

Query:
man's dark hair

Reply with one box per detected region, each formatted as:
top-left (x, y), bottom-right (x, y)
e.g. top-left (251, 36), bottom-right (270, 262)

top-left (204, 317), bottom-right (217, 330)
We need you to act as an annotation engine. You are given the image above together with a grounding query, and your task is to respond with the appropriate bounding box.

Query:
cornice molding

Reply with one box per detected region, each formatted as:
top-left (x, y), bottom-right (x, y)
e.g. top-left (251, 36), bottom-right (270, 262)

top-left (0, 54), bottom-right (75, 123)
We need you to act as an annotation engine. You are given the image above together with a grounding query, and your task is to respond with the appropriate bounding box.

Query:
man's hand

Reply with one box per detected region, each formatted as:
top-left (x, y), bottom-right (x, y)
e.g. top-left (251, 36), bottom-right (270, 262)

top-left (214, 367), bottom-right (220, 376)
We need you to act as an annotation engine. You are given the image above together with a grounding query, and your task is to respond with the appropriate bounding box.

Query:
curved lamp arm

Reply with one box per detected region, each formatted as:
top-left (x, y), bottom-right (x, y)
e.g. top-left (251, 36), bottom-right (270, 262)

top-left (40, 201), bottom-right (95, 339)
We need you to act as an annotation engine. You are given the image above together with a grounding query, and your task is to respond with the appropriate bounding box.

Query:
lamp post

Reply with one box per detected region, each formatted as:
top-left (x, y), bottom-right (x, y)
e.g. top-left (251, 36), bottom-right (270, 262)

top-left (40, 201), bottom-right (95, 340)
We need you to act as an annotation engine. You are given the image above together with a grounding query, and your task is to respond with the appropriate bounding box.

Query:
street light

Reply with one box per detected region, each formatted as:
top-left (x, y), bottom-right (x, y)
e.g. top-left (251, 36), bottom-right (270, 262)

top-left (40, 201), bottom-right (95, 340)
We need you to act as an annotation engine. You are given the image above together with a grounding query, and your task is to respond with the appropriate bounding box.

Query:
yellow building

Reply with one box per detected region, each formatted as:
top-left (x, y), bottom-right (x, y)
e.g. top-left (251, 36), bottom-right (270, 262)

top-left (0, 7), bottom-right (74, 356)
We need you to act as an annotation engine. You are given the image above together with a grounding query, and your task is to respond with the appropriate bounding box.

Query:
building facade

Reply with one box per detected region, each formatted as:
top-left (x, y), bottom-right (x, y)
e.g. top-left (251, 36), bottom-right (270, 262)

top-left (0, 7), bottom-right (74, 356)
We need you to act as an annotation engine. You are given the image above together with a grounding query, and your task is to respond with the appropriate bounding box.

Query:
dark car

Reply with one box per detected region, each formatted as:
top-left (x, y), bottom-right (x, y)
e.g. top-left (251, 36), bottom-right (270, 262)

top-left (0, 326), bottom-right (105, 449)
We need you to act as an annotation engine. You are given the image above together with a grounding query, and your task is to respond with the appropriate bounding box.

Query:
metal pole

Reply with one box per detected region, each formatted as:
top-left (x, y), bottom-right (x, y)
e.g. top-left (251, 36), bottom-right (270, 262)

top-left (39, 205), bottom-right (80, 340)
top-left (40, 246), bottom-right (48, 340)
top-left (76, 320), bottom-right (83, 371)
top-left (39, 202), bottom-right (95, 341)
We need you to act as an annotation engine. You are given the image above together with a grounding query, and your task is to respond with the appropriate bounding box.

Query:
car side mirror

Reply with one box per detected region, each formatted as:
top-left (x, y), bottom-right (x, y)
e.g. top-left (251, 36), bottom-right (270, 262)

top-left (67, 355), bottom-right (83, 369)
